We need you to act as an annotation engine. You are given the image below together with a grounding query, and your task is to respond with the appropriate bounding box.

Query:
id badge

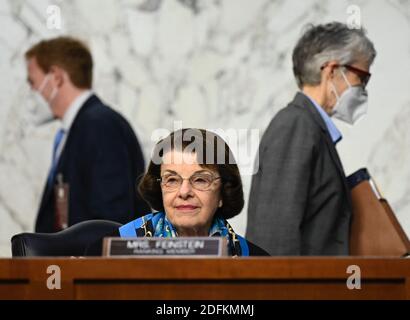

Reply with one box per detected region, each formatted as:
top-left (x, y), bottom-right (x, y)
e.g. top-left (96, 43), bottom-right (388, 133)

top-left (54, 173), bottom-right (69, 231)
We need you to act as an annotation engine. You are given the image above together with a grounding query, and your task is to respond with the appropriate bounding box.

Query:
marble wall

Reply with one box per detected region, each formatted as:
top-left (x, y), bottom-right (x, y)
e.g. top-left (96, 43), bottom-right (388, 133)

top-left (0, 0), bottom-right (409, 256)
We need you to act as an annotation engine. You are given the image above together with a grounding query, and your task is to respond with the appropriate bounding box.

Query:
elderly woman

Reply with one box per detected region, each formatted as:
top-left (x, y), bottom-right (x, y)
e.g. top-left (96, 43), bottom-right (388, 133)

top-left (116, 128), bottom-right (268, 256)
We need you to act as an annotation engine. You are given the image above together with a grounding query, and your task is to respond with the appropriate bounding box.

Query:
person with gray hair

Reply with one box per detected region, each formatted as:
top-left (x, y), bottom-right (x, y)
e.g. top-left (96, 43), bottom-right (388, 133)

top-left (246, 22), bottom-right (376, 255)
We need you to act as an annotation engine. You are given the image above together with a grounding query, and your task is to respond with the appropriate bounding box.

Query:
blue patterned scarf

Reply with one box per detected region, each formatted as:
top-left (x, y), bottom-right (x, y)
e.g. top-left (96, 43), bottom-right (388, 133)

top-left (119, 212), bottom-right (249, 256)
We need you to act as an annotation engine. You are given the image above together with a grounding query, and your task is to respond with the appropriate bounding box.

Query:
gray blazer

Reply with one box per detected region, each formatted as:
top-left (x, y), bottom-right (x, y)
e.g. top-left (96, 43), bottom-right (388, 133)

top-left (246, 92), bottom-right (352, 255)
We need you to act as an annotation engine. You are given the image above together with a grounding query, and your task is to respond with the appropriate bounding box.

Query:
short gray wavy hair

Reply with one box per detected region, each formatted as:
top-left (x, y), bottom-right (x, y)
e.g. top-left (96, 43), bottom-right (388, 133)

top-left (292, 22), bottom-right (377, 88)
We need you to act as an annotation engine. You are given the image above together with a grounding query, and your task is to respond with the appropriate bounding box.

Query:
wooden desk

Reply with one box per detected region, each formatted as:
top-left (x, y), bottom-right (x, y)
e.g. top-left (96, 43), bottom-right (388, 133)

top-left (0, 257), bottom-right (409, 299)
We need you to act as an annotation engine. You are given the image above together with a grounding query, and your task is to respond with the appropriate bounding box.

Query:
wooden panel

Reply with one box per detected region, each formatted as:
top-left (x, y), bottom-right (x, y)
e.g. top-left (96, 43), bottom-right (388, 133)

top-left (0, 258), bottom-right (409, 300)
top-left (0, 282), bottom-right (29, 300)
top-left (75, 281), bottom-right (406, 300)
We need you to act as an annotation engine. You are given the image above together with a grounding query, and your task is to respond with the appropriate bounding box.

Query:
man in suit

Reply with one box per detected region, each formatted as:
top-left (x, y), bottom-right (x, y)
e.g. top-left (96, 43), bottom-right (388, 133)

top-left (25, 36), bottom-right (149, 233)
top-left (246, 22), bottom-right (377, 255)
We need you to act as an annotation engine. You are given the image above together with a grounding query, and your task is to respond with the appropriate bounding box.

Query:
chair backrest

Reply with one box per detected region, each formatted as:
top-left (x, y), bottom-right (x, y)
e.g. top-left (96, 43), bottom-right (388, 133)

top-left (11, 220), bottom-right (122, 257)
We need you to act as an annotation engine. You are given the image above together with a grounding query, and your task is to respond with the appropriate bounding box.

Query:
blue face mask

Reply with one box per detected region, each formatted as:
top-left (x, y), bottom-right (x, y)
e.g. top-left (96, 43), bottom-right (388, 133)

top-left (331, 70), bottom-right (368, 125)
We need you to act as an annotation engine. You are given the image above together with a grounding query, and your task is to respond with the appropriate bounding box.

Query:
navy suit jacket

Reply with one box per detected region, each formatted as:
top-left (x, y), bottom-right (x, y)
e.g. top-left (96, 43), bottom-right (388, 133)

top-left (35, 94), bottom-right (150, 232)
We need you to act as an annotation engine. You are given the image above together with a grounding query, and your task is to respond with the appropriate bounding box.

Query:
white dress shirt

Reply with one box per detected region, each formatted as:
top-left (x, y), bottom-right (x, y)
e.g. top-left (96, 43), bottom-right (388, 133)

top-left (55, 90), bottom-right (93, 160)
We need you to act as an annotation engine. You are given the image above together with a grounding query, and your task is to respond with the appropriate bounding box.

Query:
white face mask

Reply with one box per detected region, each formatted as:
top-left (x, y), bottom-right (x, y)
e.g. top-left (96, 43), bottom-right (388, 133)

top-left (27, 74), bottom-right (58, 126)
top-left (331, 70), bottom-right (368, 125)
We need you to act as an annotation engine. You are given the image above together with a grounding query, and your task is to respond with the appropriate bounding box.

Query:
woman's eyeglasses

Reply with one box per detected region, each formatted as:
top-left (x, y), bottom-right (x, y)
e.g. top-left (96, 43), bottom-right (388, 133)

top-left (158, 173), bottom-right (221, 191)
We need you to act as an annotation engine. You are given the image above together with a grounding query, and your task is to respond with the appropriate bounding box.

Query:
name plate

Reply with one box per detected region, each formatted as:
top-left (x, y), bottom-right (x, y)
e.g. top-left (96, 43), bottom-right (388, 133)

top-left (103, 237), bottom-right (228, 257)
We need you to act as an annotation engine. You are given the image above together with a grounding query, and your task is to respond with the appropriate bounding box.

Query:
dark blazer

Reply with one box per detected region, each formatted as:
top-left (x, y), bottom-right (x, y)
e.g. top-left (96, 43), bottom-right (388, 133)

top-left (35, 94), bottom-right (150, 233)
top-left (246, 92), bottom-right (352, 256)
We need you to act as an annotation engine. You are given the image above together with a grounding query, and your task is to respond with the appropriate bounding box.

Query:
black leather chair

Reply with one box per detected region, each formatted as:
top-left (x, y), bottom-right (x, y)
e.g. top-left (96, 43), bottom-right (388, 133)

top-left (11, 220), bottom-right (121, 257)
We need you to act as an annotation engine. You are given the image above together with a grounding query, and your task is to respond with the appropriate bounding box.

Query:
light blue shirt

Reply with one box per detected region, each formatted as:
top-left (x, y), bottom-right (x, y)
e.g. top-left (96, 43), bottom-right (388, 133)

top-left (303, 93), bottom-right (342, 144)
